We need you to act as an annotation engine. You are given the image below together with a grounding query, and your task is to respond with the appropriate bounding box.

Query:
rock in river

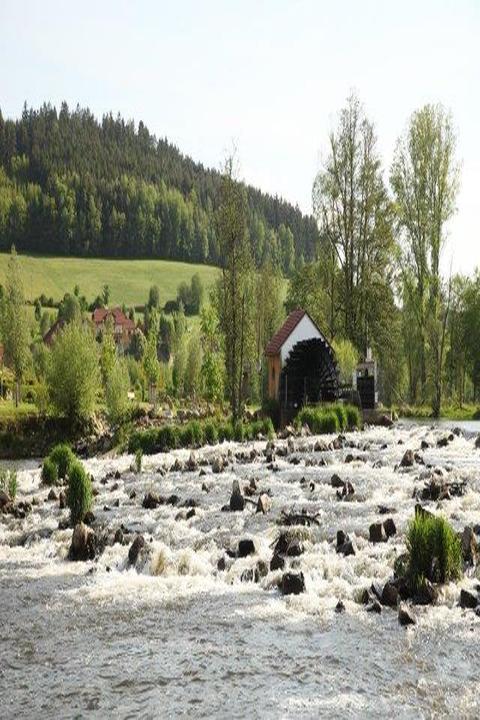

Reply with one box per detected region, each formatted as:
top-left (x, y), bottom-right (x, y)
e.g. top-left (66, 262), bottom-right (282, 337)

top-left (398, 605), bottom-right (416, 626)
top-left (280, 572), bottom-right (305, 595)
top-left (69, 522), bottom-right (97, 561)
top-left (230, 480), bottom-right (245, 512)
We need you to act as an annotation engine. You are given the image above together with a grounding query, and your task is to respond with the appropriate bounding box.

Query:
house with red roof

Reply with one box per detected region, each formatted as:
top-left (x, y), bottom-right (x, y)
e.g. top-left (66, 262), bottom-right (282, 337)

top-left (92, 307), bottom-right (136, 350)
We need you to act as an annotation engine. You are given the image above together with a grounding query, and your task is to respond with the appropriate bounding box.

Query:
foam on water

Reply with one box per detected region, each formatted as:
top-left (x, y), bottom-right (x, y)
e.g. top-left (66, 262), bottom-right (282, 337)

top-left (2, 422), bottom-right (480, 718)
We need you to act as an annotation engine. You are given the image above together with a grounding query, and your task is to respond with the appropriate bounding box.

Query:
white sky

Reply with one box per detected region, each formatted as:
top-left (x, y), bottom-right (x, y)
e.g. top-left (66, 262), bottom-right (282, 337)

top-left (1, 0), bottom-right (478, 274)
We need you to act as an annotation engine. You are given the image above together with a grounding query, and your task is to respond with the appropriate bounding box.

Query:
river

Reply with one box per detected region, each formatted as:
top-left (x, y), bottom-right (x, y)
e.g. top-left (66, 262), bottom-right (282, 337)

top-left (1, 421), bottom-right (480, 719)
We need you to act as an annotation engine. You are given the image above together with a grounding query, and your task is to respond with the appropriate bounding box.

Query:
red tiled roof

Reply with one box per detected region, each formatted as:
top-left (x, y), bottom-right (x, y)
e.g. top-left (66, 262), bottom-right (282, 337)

top-left (265, 309), bottom-right (307, 356)
top-left (92, 307), bottom-right (135, 331)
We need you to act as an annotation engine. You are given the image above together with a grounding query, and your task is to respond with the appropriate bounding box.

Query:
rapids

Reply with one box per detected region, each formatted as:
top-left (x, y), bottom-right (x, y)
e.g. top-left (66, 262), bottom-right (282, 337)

top-left (1, 422), bottom-right (480, 719)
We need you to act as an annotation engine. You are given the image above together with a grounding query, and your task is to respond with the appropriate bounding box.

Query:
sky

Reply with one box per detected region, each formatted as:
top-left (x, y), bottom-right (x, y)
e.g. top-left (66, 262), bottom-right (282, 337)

top-left (0, 0), bottom-right (479, 274)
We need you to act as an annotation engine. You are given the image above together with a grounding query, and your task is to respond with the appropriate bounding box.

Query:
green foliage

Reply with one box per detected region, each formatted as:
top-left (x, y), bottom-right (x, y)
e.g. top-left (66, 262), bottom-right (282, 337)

top-left (406, 513), bottom-right (463, 588)
top-left (134, 448), bottom-right (143, 474)
top-left (48, 443), bottom-right (75, 479)
top-left (127, 416), bottom-right (275, 454)
top-left (180, 420), bottom-right (204, 447)
top-left (177, 273), bottom-right (204, 315)
top-left (67, 461), bottom-right (92, 525)
top-left (332, 338), bottom-right (359, 386)
top-left (0, 468), bottom-right (18, 499)
top-left (47, 322), bottom-right (100, 423)
top-left (0, 247), bottom-right (30, 404)
top-left (262, 398), bottom-right (280, 429)
top-left (41, 457), bottom-right (59, 486)
top-left (217, 422), bottom-right (233, 442)
top-left (332, 405), bottom-right (348, 431)
top-left (105, 358), bottom-right (130, 423)
top-left (296, 404), bottom-right (362, 434)
top-left (345, 405), bottom-right (361, 429)
top-left (233, 420), bottom-right (245, 442)
top-left (203, 421), bottom-right (218, 445)
top-left (0, 105), bottom-right (317, 270)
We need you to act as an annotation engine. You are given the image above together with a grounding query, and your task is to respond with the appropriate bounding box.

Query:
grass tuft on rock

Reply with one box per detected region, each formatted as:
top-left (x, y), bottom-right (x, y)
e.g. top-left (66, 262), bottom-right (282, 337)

top-left (406, 512), bottom-right (463, 589)
top-left (67, 461), bottom-right (93, 525)
top-left (48, 443), bottom-right (76, 480)
top-left (41, 458), bottom-right (59, 486)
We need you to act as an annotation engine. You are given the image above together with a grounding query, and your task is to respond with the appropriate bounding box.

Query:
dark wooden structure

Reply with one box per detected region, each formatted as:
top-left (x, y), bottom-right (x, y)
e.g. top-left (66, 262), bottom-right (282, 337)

top-left (266, 310), bottom-right (339, 421)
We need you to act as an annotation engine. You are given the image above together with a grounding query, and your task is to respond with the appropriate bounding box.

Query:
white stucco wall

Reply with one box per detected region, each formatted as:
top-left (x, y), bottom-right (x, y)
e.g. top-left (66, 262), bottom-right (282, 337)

top-left (280, 315), bottom-right (324, 367)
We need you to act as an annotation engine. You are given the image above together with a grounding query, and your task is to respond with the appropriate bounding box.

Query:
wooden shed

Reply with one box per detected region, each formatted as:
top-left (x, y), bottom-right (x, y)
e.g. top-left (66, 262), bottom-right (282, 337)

top-left (265, 309), bottom-right (338, 410)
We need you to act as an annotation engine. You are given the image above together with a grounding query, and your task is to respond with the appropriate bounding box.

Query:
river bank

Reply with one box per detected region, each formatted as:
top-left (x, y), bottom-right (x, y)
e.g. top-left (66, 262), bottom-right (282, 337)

top-left (1, 422), bottom-right (480, 718)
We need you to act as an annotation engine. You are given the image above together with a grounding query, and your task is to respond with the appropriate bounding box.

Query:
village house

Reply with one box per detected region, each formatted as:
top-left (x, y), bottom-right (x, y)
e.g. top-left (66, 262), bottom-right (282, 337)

top-left (91, 306), bottom-right (136, 351)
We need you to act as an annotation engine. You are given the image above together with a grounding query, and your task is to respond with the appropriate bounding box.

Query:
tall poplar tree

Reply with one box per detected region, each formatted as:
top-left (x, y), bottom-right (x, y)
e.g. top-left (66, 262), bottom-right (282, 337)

top-left (214, 155), bottom-right (254, 421)
top-left (0, 246), bottom-right (30, 405)
top-left (391, 103), bottom-right (459, 414)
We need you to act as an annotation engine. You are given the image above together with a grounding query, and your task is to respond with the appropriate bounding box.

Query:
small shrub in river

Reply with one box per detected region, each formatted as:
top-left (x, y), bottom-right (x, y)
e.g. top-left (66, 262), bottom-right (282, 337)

top-left (203, 421), bottom-right (218, 445)
top-left (180, 420), bottom-right (203, 447)
top-left (0, 469), bottom-right (17, 500)
top-left (406, 512), bottom-right (462, 588)
top-left (49, 443), bottom-right (75, 480)
top-left (218, 422), bottom-right (233, 442)
top-left (157, 425), bottom-right (178, 452)
top-left (332, 405), bottom-right (347, 431)
top-left (134, 448), bottom-right (143, 473)
top-left (345, 405), bottom-right (361, 429)
top-left (67, 461), bottom-right (93, 525)
top-left (317, 410), bottom-right (339, 434)
top-left (41, 458), bottom-right (59, 486)
top-left (233, 420), bottom-right (245, 442)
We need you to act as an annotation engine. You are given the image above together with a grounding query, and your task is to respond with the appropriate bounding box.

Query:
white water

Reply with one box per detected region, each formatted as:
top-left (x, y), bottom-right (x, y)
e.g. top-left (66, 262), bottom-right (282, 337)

top-left (1, 423), bottom-right (480, 718)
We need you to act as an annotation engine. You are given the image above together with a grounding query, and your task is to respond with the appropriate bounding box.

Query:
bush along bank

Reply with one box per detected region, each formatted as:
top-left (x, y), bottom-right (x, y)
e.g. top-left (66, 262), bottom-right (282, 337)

top-left (296, 404), bottom-right (361, 435)
top-left (127, 417), bottom-right (275, 455)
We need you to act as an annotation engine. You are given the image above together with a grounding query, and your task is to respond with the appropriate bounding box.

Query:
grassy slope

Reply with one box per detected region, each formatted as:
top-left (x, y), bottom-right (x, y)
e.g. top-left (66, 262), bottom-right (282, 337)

top-left (0, 253), bottom-right (219, 306)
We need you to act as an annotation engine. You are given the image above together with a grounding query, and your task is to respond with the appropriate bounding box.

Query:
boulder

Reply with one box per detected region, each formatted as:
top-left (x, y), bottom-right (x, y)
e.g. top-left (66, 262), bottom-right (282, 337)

top-left (421, 440), bottom-right (430, 450)
top-left (270, 553), bottom-right (285, 571)
top-left (238, 539), bottom-right (255, 558)
top-left (335, 600), bottom-right (345, 613)
top-left (256, 493), bottom-right (272, 515)
top-left (381, 581), bottom-right (399, 607)
top-left (336, 530), bottom-right (355, 557)
top-left (398, 605), bottom-right (416, 626)
top-left (369, 522), bottom-right (386, 544)
top-left (186, 452), bottom-right (198, 471)
top-left (461, 526), bottom-right (478, 565)
top-left (254, 560), bottom-right (269, 583)
top-left (280, 571), bottom-right (305, 595)
top-left (47, 489), bottom-right (58, 501)
top-left (69, 522), bottom-right (97, 561)
top-left (437, 436), bottom-right (450, 448)
top-left (229, 480), bottom-right (245, 512)
top-left (330, 474), bottom-right (344, 488)
top-left (366, 599), bottom-right (382, 613)
top-left (142, 492), bottom-right (163, 509)
top-left (217, 556), bottom-right (226, 571)
top-left (413, 579), bottom-right (438, 605)
top-left (475, 435), bottom-right (480, 450)
top-left (128, 534), bottom-right (145, 565)
top-left (383, 518), bottom-right (397, 538)
top-left (337, 481), bottom-right (355, 500)
top-left (273, 532), bottom-right (304, 558)
top-left (400, 449), bottom-right (415, 468)
top-left (59, 491), bottom-right (66, 510)
top-left (114, 528), bottom-right (124, 544)
top-left (460, 589), bottom-right (478, 609)
top-left (211, 456), bottom-right (224, 474)
top-left (0, 490), bottom-right (12, 510)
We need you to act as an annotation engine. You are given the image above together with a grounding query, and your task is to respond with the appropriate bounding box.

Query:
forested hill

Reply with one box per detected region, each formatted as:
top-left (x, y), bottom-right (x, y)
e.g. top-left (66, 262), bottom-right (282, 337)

top-left (0, 103), bottom-right (318, 272)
